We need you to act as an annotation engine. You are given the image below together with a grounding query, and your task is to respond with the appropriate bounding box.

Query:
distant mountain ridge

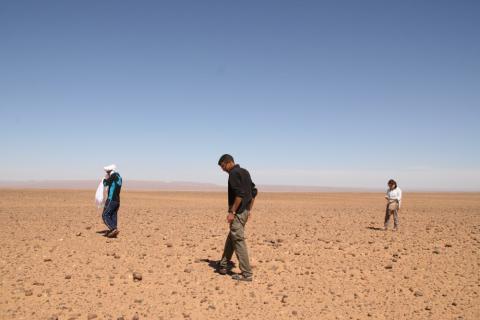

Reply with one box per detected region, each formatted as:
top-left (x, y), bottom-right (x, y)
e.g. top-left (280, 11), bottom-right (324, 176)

top-left (0, 180), bottom-right (378, 192)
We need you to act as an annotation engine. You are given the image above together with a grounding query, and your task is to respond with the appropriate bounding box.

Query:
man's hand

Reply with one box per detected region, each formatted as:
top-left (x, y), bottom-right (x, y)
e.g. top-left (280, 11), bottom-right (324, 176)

top-left (227, 213), bottom-right (235, 224)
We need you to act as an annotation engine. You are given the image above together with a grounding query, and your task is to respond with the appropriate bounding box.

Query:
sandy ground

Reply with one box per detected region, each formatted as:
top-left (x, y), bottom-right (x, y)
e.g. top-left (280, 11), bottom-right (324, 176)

top-left (0, 190), bottom-right (479, 320)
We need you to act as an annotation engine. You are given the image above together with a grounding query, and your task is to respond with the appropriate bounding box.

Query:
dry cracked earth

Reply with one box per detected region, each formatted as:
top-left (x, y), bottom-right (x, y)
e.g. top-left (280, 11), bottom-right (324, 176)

top-left (0, 190), bottom-right (479, 319)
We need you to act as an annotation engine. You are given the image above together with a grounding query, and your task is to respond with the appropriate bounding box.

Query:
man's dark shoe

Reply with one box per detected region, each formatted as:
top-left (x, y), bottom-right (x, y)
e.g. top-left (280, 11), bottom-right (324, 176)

top-left (216, 260), bottom-right (235, 275)
top-left (106, 229), bottom-right (119, 238)
top-left (231, 274), bottom-right (253, 282)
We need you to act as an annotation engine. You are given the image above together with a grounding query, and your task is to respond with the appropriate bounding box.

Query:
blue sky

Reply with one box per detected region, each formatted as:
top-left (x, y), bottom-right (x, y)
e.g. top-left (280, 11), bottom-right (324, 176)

top-left (1, 0), bottom-right (479, 190)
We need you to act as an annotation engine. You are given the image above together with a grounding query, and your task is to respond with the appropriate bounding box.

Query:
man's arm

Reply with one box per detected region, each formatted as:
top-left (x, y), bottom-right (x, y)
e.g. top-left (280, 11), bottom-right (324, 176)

top-left (229, 196), bottom-right (243, 213)
top-left (227, 196), bottom-right (242, 223)
top-left (247, 197), bottom-right (255, 211)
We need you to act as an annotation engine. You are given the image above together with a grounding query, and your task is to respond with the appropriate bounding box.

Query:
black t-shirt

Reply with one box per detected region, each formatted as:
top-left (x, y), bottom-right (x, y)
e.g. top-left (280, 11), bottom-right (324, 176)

top-left (228, 165), bottom-right (258, 213)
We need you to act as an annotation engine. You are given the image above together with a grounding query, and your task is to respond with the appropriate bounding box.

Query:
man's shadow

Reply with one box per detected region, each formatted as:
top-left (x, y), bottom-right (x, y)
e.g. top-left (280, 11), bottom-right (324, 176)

top-left (96, 229), bottom-right (110, 236)
top-left (366, 226), bottom-right (385, 231)
top-left (201, 258), bottom-right (236, 275)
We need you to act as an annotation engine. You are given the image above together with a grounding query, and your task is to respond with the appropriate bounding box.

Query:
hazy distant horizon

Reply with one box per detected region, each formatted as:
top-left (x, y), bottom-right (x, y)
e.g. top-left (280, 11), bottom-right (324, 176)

top-left (0, 179), bottom-right (477, 192)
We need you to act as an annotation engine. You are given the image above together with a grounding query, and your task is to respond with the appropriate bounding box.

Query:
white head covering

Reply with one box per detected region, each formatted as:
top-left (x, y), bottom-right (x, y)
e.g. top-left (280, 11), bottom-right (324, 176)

top-left (104, 164), bottom-right (117, 173)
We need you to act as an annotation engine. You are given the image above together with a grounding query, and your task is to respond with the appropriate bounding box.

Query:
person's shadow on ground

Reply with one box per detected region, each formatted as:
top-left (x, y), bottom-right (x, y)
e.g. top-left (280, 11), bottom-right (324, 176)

top-left (201, 259), bottom-right (236, 275)
top-left (96, 229), bottom-right (110, 236)
top-left (366, 226), bottom-right (384, 231)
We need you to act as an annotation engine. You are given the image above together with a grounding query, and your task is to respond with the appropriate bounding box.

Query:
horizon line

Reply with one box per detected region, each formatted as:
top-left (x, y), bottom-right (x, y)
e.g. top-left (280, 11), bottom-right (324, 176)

top-left (0, 179), bottom-right (478, 193)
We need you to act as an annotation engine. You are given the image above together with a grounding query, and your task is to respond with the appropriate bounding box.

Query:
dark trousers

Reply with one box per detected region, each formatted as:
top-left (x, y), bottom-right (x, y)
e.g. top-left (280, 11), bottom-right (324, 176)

top-left (102, 200), bottom-right (120, 230)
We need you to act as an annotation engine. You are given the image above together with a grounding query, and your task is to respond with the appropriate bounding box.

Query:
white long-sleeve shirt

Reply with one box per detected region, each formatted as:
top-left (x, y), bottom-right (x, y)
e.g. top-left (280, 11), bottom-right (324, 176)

top-left (386, 187), bottom-right (402, 208)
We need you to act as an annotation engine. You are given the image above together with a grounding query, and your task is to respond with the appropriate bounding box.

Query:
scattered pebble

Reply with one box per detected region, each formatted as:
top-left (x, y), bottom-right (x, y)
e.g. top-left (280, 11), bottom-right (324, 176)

top-left (414, 291), bottom-right (424, 297)
top-left (133, 272), bottom-right (142, 282)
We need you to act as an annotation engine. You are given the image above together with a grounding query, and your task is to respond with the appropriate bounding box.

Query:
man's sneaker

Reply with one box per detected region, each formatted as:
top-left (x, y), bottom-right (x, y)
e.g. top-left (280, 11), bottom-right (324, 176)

top-left (107, 229), bottom-right (119, 238)
top-left (231, 274), bottom-right (253, 282)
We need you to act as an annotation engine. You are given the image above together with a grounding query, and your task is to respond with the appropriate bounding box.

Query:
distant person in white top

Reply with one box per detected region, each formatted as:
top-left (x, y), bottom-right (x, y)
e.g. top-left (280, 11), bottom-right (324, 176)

top-left (384, 179), bottom-right (402, 231)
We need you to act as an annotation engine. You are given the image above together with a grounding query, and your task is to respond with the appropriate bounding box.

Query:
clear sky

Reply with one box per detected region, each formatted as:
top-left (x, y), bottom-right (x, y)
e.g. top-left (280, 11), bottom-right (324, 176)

top-left (1, 0), bottom-right (479, 191)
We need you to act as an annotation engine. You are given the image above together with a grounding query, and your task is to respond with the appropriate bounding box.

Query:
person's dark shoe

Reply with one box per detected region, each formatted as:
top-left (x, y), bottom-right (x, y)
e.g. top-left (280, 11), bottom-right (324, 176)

top-left (231, 274), bottom-right (253, 282)
top-left (106, 229), bottom-right (119, 238)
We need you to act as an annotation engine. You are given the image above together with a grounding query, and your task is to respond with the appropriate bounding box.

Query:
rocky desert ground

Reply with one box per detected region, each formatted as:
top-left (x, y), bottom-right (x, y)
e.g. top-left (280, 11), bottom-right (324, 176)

top-left (0, 190), bottom-right (479, 320)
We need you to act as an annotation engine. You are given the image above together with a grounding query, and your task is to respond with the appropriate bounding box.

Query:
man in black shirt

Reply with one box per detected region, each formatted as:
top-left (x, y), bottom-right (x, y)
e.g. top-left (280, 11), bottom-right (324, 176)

top-left (217, 154), bottom-right (257, 281)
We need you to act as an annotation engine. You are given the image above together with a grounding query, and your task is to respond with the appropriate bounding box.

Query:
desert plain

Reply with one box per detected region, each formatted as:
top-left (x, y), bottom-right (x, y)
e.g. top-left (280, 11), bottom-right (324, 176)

top-left (0, 189), bottom-right (479, 320)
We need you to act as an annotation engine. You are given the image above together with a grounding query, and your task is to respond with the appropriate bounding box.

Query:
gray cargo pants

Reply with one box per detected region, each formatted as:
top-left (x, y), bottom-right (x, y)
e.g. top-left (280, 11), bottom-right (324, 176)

top-left (219, 210), bottom-right (252, 276)
top-left (384, 202), bottom-right (399, 229)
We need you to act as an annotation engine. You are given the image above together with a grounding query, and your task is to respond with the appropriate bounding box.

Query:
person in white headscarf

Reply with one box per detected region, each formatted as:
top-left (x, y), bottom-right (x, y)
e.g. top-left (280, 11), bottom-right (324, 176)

top-left (101, 164), bottom-right (122, 238)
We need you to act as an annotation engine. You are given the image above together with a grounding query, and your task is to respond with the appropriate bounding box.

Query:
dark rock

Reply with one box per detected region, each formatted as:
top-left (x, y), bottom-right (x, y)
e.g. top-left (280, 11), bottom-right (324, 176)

top-left (133, 272), bottom-right (142, 282)
top-left (24, 289), bottom-right (33, 296)
top-left (414, 291), bottom-right (424, 297)
top-left (88, 314), bottom-right (98, 319)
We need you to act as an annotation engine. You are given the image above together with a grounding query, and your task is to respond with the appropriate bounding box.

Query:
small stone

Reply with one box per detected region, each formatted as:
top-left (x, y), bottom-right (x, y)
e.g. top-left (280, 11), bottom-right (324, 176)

top-left (166, 243), bottom-right (173, 248)
top-left (414, 291), bottom-right (424, 297)
top-left (425, 306), bottom-right (431, 311)
top-left (117, 317), bottom-right (125, 320)
top-left (452, 302), bottom-right (457, 306)
top-left (43, 258), bottom-right (52, 262)
top-left (76, 232), bottom-right (82, 236)
top-left (292, 310), bottom-right (298, 316)
top-left (132, 313), bottom-right (140, 320)
top-left (65, 274), bottom-right (72, 280)
top-left (207, 305), bottom-right (216, 310)
top-left (445, 244), bottom-right (452, 247)
top-left (48, 316), bottom-right (59, 320)
top-left (25, 289), bottom-right (33, 296)
top-left (385, 264), bottom-right (393, 269)
top-left (184, 268), bottom-right (192, 273)
top-left (133, 272), bottom-right (142, 281)
top-left (33, 281), bottom-right (44, 286)
top-left (433, 249), bottom-right (440, 254)
top-left (88, 314), bottom-right (98, 319)
top-left (134, 298), bottom-right (143, 303)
